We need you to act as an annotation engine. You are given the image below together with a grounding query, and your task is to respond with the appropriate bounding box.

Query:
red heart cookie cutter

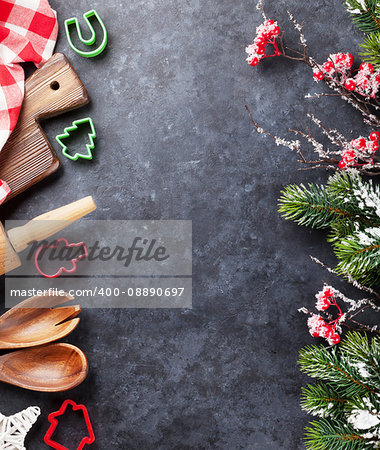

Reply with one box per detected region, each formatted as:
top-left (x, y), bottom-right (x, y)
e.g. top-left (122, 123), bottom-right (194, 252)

top-left (34, 238), bottom-right (88, 278)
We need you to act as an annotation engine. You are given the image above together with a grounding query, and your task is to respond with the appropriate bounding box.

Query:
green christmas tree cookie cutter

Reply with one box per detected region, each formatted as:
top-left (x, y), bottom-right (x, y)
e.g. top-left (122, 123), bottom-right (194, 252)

top-left (64, 9), bottom-right (108, 58)
top-left (56, 118), bottom-right (96, 161)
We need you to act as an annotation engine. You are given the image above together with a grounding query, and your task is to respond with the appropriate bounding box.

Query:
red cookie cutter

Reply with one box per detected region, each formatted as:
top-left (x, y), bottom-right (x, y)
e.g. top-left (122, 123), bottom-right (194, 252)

top-left (34, 238), bottom-right (88, 278)
top-left (44, 399), bottom-right (95, 450)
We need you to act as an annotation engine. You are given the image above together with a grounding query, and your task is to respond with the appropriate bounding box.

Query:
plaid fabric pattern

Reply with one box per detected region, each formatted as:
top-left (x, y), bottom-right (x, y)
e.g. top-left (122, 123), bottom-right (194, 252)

top-left (0, 0), bottom-right (58, 151)
top-left (0, 178), bottom-right (10, 203)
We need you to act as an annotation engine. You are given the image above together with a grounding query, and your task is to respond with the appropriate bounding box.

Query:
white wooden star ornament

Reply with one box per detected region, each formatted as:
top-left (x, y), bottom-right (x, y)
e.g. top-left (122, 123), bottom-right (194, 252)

top-left (0, 406), bottom-right (40, 450)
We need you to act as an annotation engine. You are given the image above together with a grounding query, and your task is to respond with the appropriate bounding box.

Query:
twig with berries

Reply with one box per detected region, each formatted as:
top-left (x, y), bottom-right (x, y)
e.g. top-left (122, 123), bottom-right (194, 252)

top-left (245, 13), bottom-right (310, 68)
top-left (246, 2), bottom-right (380, 128)
top-left (245, 104), bottom-right (380, 175)
top-left (304, 255), bottom-right (380, 343)
top-left (311, 57), bottom-right (380, 128)
top-left (299, 284), bottom-right (380, 346)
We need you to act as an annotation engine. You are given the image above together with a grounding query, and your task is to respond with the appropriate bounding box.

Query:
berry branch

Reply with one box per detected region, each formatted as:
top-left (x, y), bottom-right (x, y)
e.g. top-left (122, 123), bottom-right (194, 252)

top-left (245, 104), bottom-right (380, 175)
top-left (299, 284), bottom-right (380, 346)
top-left (296, 245), bottom-right (380, 345)
top-left (246, 2), bottom-right (380, 169)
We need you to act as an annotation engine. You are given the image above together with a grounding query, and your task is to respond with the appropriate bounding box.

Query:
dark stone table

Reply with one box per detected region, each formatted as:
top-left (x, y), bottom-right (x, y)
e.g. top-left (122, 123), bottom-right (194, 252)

top-left (0, 1), bottom-right (370, 448)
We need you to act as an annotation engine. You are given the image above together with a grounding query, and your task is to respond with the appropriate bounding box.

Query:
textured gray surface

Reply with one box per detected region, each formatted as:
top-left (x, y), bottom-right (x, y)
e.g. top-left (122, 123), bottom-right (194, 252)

top-left (0, 0), bottom-right (370, 448)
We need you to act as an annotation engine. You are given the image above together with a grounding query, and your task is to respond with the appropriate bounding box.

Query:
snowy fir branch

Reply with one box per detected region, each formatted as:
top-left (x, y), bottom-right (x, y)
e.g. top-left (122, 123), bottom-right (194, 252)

top-left (360, 32), bottom-right (380, 69)
top-left (299, 332), bottom-right (380, 449)
top-left (345, 0), bottom-right (380, 69)
top-left (304, 418), bottom-right (374, 450)
top-left (278, 183), bottom-right (344, 229)
top-left (345, 0), bottom-right (380, 34)
top-left (278, 172), bottom-right (380, 288)
top-left (335, 229), bottom-right (380, 286)
top-left (278, 172), bottom-right (380, 233)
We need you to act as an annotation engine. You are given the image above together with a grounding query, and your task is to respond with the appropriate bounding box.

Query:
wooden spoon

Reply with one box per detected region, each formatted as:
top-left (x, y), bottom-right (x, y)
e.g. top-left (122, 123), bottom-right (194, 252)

top-left (0, 293), bottom-right (80, 349)
top-left (0, 343), bottom-right (88, 392)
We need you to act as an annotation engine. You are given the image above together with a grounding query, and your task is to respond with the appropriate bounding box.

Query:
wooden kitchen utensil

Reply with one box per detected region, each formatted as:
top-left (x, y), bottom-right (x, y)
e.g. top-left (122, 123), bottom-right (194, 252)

top-left (0, 293), bottom-right (80, 349)
top-left (0, 53), bottom-right (90, 201)
top-left (0, 195), bottom-right (96, 274)
top-left (0, 343), bottom-right (88, 392)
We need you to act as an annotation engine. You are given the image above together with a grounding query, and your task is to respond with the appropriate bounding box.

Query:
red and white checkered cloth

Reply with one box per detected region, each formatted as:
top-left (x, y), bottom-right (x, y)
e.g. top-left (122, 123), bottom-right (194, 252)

top-left (0, 178), bottom-right (10, 201)
top-left (0, 0), bottom-right (58, 152)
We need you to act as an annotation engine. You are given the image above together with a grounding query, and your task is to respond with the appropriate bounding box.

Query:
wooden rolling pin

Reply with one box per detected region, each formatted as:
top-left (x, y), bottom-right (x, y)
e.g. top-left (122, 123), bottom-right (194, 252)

top-left (0, 196), bottom-right (96, 274)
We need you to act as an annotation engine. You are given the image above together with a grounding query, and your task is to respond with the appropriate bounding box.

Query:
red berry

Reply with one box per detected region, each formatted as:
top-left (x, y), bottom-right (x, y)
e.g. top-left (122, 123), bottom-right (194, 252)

top-left (368, 140), bottom-right (379, 153)
top-left (324, 326), bottom-right (334, 338)
top-left (272, 26), bottom-right (280, 36)
top-left (347, 53), bottom-right (354, 66)
top-left (338, 160), bottom-right (346, 169)
top-left (261, 31), bottom-right (270, 39)
top-left (324, 61), bottom-right (334, 71)
top-left (256, 46), bottom-right (265, 55)
top-left (255, 37), bottom-right (266, 46)
top-left (345, 79), bottom-right (356, 91)
top-left (313, 71), bottom-right (324, 81)
top-left (360, 62), bottom-right (374, 73)
top-left (311, 330), bottom-right (320, 338)
top-left (330, 334), bottom-right (341, 345)
top-left (265, 20), bottom-right (274, 26)
top-left (353, 138), bottom-right (366, 150)
top-left (320, 300), bottom-right (330, 311)
top-left (249, 57), bottom-right (259, 67)
top-left (343, 149), bottom-right (356, 161)
top-left (370, 131), bottom-right (380, 141)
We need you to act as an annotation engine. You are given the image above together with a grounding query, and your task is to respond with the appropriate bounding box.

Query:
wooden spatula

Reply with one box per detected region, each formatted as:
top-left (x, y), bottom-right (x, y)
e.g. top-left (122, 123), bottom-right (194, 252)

top-left (0, 293), bottom-right (80, 349)
top-left (0, 195), bottom-right (96, 274)
top-left (0, 53), bottom-right (89, 201)
top-left (0, 343), bottom-right (88, 392)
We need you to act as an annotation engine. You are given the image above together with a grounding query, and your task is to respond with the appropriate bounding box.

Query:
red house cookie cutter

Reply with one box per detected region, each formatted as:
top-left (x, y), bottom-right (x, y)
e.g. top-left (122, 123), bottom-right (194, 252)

top-left (44, 399), bottom-right (95, 450)
top-left (34, 238), bottom-right (88, 278)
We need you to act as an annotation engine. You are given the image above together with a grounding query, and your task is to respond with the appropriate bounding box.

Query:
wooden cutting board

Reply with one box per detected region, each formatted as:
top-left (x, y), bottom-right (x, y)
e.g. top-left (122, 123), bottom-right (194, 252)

top-left (0, 53), bottom-right (90, 202)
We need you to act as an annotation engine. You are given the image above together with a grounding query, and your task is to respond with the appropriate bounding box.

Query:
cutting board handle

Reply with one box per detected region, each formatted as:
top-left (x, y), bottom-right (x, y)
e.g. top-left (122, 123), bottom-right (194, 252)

top-left (7, 196), bottom-right (96, 253)
top-left (27, 53), bottom-right (90, 120)
top-left (0, 53), bottom-right (90, 203)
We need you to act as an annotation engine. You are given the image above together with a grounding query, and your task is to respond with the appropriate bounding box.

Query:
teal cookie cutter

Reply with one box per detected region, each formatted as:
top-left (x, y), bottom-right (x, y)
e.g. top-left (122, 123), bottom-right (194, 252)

top-left (56, 117), bottom-right (96, 161)
top-left (64, 9), bottom-right (108, 58)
